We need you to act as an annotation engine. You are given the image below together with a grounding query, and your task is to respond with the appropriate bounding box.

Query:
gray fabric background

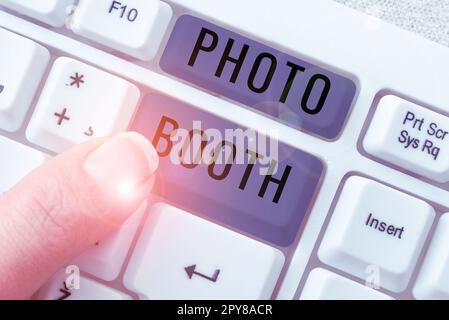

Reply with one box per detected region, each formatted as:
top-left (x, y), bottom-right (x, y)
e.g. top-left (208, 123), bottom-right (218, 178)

top-left (334, 0), bottom-right (449, 47)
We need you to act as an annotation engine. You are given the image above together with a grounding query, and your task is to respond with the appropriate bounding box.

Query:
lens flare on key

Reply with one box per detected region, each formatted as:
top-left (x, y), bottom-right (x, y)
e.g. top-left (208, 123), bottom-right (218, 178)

top-left (117, 179), bottom-right (136, 197)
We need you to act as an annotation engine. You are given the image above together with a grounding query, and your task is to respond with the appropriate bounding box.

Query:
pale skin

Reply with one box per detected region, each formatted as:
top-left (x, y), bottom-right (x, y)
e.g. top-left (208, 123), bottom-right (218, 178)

top-left (0, 132), bottom-right (159, 299)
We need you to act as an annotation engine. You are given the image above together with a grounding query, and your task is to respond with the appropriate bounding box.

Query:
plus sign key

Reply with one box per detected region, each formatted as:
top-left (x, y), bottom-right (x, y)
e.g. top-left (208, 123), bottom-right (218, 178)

top-left (26, 57), bottom-right (140, 153)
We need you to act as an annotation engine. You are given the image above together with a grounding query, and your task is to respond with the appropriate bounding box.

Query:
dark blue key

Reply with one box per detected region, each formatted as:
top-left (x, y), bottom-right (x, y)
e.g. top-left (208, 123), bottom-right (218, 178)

top-left (131, 93), bottom-right (324, 246)
top-left (160, 15), bottom-right (357, 140)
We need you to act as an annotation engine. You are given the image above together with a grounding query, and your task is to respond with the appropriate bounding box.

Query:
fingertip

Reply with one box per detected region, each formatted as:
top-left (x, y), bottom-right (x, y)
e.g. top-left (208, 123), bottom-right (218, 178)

top-left (119, 131), bottom-right (159, 175)
top-left (83, 132), bottom-right (159, 210)
top-left (0, 132), bottom-right (160, 299)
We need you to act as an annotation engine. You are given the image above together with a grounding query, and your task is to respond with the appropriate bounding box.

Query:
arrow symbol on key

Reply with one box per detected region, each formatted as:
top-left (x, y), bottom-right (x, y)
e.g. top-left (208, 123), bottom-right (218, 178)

top-left (56, 281), bottom-right (72, 300)
top-left (185, 265), bottom-right (220, 283)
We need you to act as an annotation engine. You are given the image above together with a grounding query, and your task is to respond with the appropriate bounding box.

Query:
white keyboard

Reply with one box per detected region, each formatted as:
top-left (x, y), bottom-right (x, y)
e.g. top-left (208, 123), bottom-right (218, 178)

top-left (0, 0), bottom-right (449, 300)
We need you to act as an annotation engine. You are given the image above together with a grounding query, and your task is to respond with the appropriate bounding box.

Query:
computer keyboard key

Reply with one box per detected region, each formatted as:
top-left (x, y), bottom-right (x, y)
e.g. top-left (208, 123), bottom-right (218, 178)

top-left (413, 214), bottom-right (449, 299)
top-left (318, 176), bottom-right (434, 292)
top-left (26, 57), bottom-right (140, 153)
top-left (71, 0), bottom-right (172, 61)
top-left (0, 136), bottom-right (49, 196)
top-left (124, 203), bottom-right (284, 299)
top-left (71, 202), bottom-right (146, 281)
top-left (35, 269), bottom-right (131, 300)
top-left (364, 95), bottom-right (449, 183)
top-left (0, 0), bottom-right (75, 27)
top-left (131, 93), bottom-right (324, 247)
top-left (0, 27), bottom-right (50, 132)
top-left (300, 268), bottom-right (394, 300)
top-left (160, 15), bottom-right (357, 140)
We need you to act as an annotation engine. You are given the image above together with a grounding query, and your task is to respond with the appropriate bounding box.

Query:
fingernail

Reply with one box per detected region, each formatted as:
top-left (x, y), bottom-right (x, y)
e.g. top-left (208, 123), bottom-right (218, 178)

top-left (84, 132), bottom-right (159, 197)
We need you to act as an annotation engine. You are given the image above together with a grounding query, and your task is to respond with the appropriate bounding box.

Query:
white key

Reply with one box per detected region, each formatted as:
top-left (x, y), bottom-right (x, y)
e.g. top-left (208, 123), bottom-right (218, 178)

top-left (71, 202), bottom-right (146, 281)
top-left (26, 57), bottom-right (140, 153)
top-left (300, 268), bottom-right (394, 300)
top-left (0, 28), bottom-right (50, 132)
top-left (318, 176), bottom-right (434, 292)
top-left (71, 0), bottom-right (172, 61)
top-left (0, 136), bottom-right (48, 195)
top-left (413, 214), bottom-right (449, 299)
top-left (364, 95), bottom-right (449, 183)
top-left (35, 268), bottom-right (131, 300)
top-left (124, 203), bottom-right (284, 299)
top-left (0, 0), bottom-right (75, 27)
